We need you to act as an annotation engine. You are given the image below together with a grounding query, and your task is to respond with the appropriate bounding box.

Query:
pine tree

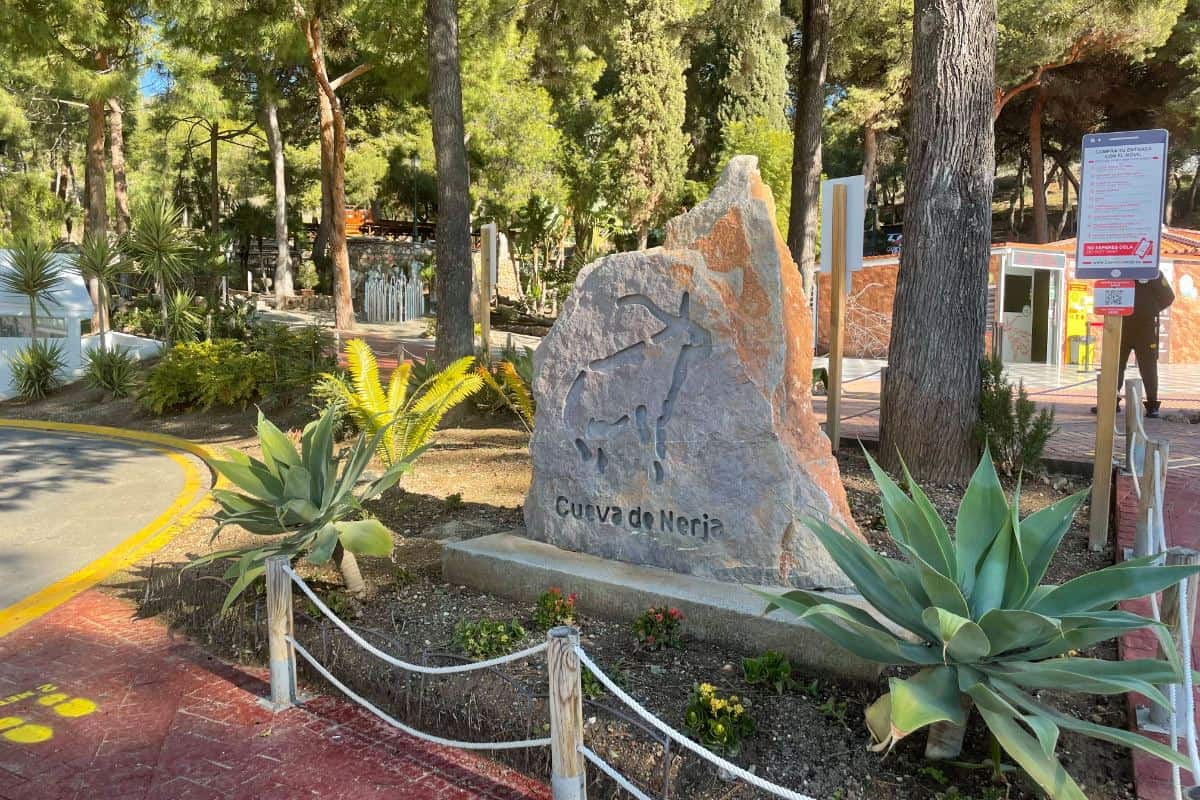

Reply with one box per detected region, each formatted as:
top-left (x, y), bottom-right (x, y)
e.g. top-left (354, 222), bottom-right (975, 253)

top-left (685, 0), bottom-right (789, 178)
top-left (610, 0), bottom-right (689, 249)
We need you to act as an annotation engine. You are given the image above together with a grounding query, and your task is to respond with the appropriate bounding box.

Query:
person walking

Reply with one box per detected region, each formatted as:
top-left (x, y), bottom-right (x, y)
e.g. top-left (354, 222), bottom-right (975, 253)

top-left (1092, 273), bottom-right (1175, 417)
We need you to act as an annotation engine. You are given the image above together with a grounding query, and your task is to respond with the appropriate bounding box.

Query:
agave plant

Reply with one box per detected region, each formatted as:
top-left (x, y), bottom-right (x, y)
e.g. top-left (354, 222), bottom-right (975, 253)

top-left (324, 339), bottom-right (482, 467)
top-left (762, 450), bottom-right (1200, 799)
top-left (194, 408), bottom-right (412, 608)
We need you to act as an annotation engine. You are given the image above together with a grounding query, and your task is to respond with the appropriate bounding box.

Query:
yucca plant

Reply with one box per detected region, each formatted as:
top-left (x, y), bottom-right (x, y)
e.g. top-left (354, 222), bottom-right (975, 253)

top-left (124, 198), bottom-right (190, 345)
top-left (762, 449), bottom-right (1200, 799)
top-left (193, 408), bottom-right (413, 609)
top-left (75, 233), bottom-right (124, 349)
top-left (1, 232), bottom-right (63, 341)
top-left (324, 339), bottom-right (482, 467)
top-left (83, 346), bottom-right (138, 399)
top-left (164, 289), bottom-right (202, 344)
top-left (10, 339), bottom-right (66, 399)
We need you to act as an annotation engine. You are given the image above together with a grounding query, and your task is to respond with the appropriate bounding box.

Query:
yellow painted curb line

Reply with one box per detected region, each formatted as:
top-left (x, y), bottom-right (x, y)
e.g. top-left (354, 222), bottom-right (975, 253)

top-left (0, 419), bottom-right (223, 638)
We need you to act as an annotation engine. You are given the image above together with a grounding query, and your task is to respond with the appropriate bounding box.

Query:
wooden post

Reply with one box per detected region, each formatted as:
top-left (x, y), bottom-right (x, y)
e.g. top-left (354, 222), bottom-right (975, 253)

top-left (547, 626), bottom-right (585, 800)
top-left (481, 223), bottom-right (495, 357)
top-left (1088, 314), bottom-right (1122, 550)
top-left (1133, 438), bottom-right (1169, 558)
top-left (1149, 547), bottom-right (1200, 728)
top-left (826, 184), bottom-right (848, 454)
top-left (266, 555), bottom-right (297, 711)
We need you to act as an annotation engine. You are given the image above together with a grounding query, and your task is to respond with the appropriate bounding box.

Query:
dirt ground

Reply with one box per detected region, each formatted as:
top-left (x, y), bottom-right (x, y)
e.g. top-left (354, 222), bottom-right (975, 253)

top-left (1, 384), bottom-right (1134, 800)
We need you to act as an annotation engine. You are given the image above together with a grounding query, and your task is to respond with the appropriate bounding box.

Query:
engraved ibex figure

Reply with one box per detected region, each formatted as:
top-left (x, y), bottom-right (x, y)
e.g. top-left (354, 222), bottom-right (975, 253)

top-left (563, 292), bottom-right (712, 484)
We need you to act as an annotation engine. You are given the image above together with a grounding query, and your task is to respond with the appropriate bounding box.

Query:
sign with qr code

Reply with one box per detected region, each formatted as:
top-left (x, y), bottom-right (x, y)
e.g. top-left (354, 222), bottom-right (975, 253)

top-left (1093, 279), bottom-right (1135, 315)
top-left (1075, 129), bottom-right (1168, 280)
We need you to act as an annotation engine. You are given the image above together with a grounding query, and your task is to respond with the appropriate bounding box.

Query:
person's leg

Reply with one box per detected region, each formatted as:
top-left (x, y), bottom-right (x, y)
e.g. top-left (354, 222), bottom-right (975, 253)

top-left (1136, 338), bottom-right (1161, 415)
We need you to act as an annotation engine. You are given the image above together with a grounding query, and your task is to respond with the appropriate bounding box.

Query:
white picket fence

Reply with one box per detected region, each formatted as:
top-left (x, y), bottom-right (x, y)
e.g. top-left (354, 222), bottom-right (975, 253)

top-left (363, 270), bottom-right (424, 323)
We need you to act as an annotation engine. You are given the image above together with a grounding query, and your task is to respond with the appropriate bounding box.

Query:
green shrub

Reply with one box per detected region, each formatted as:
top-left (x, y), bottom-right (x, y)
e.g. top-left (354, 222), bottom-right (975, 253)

top-left (297, 260), bottom-right (319, 290)
top-left (113, 304), bottom-right (162, 338)
top-left (742, 651), bottom-right (797, 695)
top-left (246, 322), bottom-right (335, 408)
top-left (762, 449), bottom-right (1200, 798)
top-left (534, 587), bottom-right (578, 629)
top-left (193, 408), bottom-right (412, 607)
top-left (976, 355), bottom-right (1057, 475)
top-left (475, 345), bottom-right (535, 431)
top-left (683, 683), bottom-right (754, 756)
top-left (140, 340), bottom-right (270, 413)
top-left (84, 347), bottom-right (139, 399)
top-left (452, 618), bottom-right (527, 659)
top-left (165, 289), bottom-right (203, 344)
top-left (9, 340), bottom-right (65, 399)
top-left (632, 606), bottom-right (683, 650)
top-left (213, 297), bottom-right (257, 340)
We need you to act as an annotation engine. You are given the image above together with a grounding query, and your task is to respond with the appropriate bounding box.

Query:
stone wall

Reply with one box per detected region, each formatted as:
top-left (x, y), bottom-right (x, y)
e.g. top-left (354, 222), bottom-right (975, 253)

top-left (347, 237), bottom-right (432, 305)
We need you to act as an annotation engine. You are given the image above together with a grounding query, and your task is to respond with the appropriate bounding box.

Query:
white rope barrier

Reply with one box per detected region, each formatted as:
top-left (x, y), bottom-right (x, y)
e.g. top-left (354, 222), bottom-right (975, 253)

top-left (287, 565), bottom-right (548, 674)
top-left (579, 746), bottom-right (656, 800)
top-left (1171, 681), bottom-right (1183, 800)
top-left (575, 649), bottom-right (817, 800)
top-left (289, 637), bottom-right (552, 751)
top-left (1176, 578), bottom-right (1200, 782)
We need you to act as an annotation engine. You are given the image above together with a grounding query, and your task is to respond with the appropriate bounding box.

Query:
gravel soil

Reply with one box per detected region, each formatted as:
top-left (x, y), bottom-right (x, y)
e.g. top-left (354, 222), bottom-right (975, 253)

top-left (1, 384), bottom-right (1135, 800)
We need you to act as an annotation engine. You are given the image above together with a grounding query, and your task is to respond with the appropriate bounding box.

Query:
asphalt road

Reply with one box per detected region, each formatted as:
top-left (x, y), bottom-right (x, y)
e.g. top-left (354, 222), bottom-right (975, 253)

top-left (0, 427), bottom-right (195, 609)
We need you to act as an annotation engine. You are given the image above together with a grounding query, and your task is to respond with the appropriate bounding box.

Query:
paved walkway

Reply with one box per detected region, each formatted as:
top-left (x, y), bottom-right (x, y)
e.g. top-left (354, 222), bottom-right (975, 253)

top-left (0, 427), bottom-right (209, 621)
top-left (0, 590), bottom-right (550, 800)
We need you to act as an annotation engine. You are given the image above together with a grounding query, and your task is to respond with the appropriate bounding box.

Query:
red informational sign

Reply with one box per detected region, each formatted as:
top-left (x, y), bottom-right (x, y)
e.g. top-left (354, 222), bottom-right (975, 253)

top-left (1093, 279), bottom-right (1136, 316)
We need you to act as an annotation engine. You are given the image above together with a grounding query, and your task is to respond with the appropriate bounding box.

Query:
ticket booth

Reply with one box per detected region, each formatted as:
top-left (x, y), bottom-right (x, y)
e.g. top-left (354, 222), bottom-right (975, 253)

top-left (998, 248), bottom-right (1066, 365)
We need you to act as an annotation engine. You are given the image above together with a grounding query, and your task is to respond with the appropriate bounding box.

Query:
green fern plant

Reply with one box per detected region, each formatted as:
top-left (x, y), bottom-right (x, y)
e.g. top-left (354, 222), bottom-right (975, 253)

top-left (323, 339), bottom-right (482, 466)
top-left (476, 347), bottom-right (535, 431)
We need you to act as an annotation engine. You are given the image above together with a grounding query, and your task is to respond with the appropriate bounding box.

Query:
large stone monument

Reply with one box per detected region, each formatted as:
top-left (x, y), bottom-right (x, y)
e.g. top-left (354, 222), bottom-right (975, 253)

top-left (523, 156), bottom-right (862, 589)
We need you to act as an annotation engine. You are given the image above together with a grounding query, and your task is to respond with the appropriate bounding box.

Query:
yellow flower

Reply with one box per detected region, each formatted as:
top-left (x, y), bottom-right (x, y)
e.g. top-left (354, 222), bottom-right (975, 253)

top-left (733, 704), bottom-right (745, 715)
top-left (730, 696), bottom-right (738, 703)
top-left (710, 698), bottom-right (727, 712)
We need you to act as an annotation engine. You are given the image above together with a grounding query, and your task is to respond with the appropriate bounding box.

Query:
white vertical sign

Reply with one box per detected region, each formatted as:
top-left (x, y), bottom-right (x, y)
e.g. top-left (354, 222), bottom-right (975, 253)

top-left (820, 176), bottom-right (865, 280)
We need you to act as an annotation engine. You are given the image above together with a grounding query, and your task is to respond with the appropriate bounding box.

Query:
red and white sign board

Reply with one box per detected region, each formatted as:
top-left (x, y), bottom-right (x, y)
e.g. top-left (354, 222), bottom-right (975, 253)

top-left (1093, 279), bottom-right (1136, 316)
top-left (1075, 129), bottom-right (1168, 280)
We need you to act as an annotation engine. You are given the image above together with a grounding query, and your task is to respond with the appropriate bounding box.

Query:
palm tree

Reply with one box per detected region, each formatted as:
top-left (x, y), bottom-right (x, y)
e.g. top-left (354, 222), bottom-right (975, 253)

top-left (124, 199), bottom-right (190, 345)
top-left (1, 233), bottom-right (63, 343)
top-left (75, 233), bottom-right (123, 351)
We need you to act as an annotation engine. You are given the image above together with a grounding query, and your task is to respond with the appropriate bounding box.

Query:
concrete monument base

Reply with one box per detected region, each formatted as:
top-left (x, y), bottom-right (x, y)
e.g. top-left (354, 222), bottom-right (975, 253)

top-left (442, 532), bottom-right (892, 681)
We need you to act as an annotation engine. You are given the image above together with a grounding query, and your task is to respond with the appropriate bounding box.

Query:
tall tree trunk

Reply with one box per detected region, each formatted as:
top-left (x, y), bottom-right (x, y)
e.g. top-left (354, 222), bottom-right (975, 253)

top-left (1188, 160), bottom-right (1200, 215)
top-left (426, 0), bottom-right (474, 366)
top-left (302, 15), bottom-right (357, 331)
top-left (210, 119), bottom-right (221, 238)
top-left (878, 0), bottom-right (996, 482)
top-left (1009, 155), bottom-right (1025, 235)
top-left (1029, 88), bottom-right (1049, 244)
top-left (1056, 162), bottom-right (1071, 239)
top-left (85, 95), bottom-right (108, 331)
top-left (106, 98), bottom-right (130, 236)
top-left (263, 98), bottom-right (293, 303)
top-left (863, 124), bottom-right (879, 229)
top-left (786, 0), bottom-right (830, 302)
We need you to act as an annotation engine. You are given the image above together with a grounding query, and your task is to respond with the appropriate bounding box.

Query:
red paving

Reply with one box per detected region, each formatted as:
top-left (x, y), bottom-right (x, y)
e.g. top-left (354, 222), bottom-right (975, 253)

top-left (1116, 470), bottom-right (1200, 800)
top-left (0, 590), bottom-right (550, 800)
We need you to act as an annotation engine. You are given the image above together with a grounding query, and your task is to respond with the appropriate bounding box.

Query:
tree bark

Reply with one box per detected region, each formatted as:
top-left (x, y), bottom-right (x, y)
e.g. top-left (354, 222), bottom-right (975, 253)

top-left (426, 0), bottom-right (475, 366)
top-left (333, 543), bottom-right (367, 597)
top-left (85, 95), bottom-right (108, 331)
top-left (1029, 88), bottom-right (1049, 244)
top-left (210, 119), bottom-right (221, 237)
top-left (1189, 161), bottom-right (1200, 215)
top-left (1055, 161), bottom-right (1071, 239)
top-left (301, 13), bottom-right (357, 331)
top-left (263, 98), bottom-right (294, 303)
top-left (878, 0), bottom-right (996, 482)
top-left (106, 98), bottom-right (130, 236)
top-left (1009, 154), bottom-right (1025, 236)
top-left (786, 0), bottom-right (830, 302)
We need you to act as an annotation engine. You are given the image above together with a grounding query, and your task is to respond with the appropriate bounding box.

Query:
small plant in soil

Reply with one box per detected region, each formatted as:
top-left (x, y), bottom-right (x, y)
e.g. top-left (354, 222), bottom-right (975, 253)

top-left (442, 492), bottom-right (464, 511)
top-left (683, 683), bottom-right (755, 756)
top-left (742, 650), bottom-right (797, 695)
top-left (632, 606), bottom-right (683, 650)
top-left (452, 618), bottom-right (527, 659)
top-left (818, 693), bottom-right (849, 724)
top-left (760, 447), bottom-right (1200, 799)
top-left (534, 587), bottom-right (578, 630)
top-left (581, 667), bottom-right (605, 700)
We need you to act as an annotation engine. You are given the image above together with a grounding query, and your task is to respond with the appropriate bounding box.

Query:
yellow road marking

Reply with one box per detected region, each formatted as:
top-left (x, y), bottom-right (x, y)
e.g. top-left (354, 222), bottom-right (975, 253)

top-left (0, 419), bottom-right (222, 639)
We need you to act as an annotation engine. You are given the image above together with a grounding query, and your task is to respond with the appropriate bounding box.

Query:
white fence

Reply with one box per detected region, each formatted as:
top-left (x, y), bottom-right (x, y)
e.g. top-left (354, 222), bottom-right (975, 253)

top-left (264, 556), bottom-right (818, 800)
top-left (363, 270), bottom-right (424, 324)
top-left (1123, 378), bottom-right (1200, 800)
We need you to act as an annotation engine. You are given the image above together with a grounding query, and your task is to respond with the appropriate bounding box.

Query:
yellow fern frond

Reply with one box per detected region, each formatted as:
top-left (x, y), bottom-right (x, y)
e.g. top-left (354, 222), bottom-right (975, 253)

top-left (395, 372), bottom-right (484, 460)
top-left (500, 361), bottom-right (535, 430)
top-left (387, 361), bottom-right (413, 416)
top-left (345, 339), bottom-right (386, 416)
top-left (410, 356), bottom-right (477, 416)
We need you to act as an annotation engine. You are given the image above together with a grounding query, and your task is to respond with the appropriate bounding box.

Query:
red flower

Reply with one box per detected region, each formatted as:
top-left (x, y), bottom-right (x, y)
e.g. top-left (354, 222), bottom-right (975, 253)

top-left (654, 613), bottom-right (664, 623)
top-left (645, 635), bottom-right (655, 644)
top-left (568, 593), bottom-right (578, 603)
top-left (669, 608), bottom-right (682, 619)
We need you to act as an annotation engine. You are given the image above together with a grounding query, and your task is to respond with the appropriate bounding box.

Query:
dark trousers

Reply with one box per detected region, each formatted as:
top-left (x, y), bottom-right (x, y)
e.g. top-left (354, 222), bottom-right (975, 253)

top-left (1118, 337), bottom-right (1159, 406)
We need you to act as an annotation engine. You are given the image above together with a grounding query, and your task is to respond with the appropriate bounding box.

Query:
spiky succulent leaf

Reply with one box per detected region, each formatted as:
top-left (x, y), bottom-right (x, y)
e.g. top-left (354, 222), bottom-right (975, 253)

top-left (954, 448), bottom-right (1009, 595)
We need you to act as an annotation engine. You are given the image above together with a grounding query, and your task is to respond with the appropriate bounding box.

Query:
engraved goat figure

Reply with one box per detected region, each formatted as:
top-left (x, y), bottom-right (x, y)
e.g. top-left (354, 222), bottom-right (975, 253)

top-left (563, 292), bottom-right (712, 484)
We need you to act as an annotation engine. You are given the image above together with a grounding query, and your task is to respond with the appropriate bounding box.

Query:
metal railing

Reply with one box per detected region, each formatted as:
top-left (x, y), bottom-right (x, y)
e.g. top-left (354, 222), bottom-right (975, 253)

top-left (264, 555), bottom-right (820, 799)
top-left (363, 269), bottom-right (425, 323)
